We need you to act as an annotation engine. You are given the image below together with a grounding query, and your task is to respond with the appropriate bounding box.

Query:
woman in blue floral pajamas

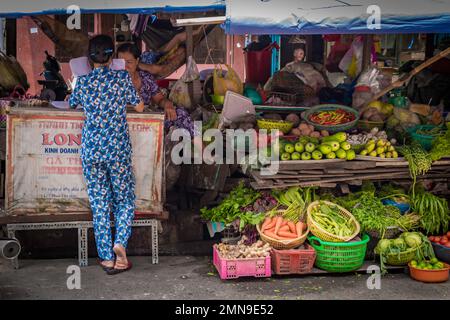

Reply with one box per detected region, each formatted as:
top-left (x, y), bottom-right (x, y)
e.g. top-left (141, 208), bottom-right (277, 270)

top-left (69, 35), bottom-right (144, 275)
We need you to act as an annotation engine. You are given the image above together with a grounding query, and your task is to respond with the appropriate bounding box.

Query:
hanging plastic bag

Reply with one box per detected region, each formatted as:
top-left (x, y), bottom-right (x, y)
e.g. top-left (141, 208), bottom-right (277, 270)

top-left (339, 37), bottom-right (364, 79)
top-left (169, 56), bottom-right (200, 109)
top-left (213, 64), bottom-right (243, 96)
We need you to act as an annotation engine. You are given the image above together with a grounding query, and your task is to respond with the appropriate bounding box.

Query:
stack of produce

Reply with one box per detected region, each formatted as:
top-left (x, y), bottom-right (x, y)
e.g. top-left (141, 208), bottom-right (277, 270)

top-left (347, 127), bottom-right (395, 146)
top-left (410, 187), bottom-right (449, 235)
top-left (429, 129), bottom-right (450, 161)
top-left (216, 237), bottom-right (271, 259)
top-left (358, 138), bottom-right (399, 158)
top-left (410, 258), bottom-right (448, 270)
top-left (200, 182), bottom-right (265, 231)
top-left (429, 232), bottom-right (450, 248)
top-left (259, 216), bottom-right (307, 241)
top-left (278, 132), bottom-right (356, 161)
top-left (361, 101), bottom-right (394, 122)
top-left (397, 143), bottom-right (433, 186)
top-left (288, 120), bottom-right (330, 139)
top-left (307, 201), bottom-right (359, 242)
top-left (375, 232), bottom-right (435, 273)
top-left (308, 108), bottom-right (356, 126)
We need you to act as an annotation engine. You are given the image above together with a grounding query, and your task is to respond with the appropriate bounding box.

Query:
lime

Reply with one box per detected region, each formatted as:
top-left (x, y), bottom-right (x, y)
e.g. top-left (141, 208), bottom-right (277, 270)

top-left (411, 261), bottom-right (417, 267)
top-left (436, 262), bottom-right (445, 269)
top-left (430, 258), bottom-right (438, 264)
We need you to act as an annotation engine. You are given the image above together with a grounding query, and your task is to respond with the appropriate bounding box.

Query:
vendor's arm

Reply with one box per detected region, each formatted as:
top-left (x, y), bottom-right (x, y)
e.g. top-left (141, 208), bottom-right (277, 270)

top-left (138, 62), bottom-right (164, 77)
top-left (124, 72), bottom-right (144, 113)
top-left (68, 76), bottom-right (84, 108)
top-left (152, 92), bottom-right (177, 121)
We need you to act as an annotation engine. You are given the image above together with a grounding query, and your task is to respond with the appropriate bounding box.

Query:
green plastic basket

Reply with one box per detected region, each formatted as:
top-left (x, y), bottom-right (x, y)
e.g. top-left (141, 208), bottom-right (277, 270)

top-left (308, 234), bottom-right (370, 273)
top-left (407, 124), bottom-right (444, 151)
top-left (302, 104), bottom-right (360, 133)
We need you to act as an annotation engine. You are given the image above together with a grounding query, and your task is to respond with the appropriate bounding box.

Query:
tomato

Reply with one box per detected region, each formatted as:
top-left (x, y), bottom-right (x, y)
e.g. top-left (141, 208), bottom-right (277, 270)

top-left (429, 236), bottom-right (435, 242)
top-left (434, 236), bottom-right (441, 243)
top-left (440, 238), bottom-right (448, 245)
top-left (442, 236), bottom-right (449, 241)
top-left (445, 242), bottom-right (450, 248)
top-left (447, 231), bottom-right (450, 238)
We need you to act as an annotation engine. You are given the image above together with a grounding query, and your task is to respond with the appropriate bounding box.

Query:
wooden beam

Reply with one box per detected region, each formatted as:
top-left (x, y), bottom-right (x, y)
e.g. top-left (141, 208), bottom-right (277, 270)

top-left (173, 16), bottom-right (226, 27)
top-left (362, 34), bottom-right (373, 71)
top-left (186, 26), bottom-right (194, 105)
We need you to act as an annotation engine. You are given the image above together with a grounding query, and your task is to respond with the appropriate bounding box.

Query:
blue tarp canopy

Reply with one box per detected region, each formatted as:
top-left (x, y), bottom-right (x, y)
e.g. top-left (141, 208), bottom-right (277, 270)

top-left (0, 0), bottom-right (225, 18)
top-left (225, 0), bottom-right (450, 34)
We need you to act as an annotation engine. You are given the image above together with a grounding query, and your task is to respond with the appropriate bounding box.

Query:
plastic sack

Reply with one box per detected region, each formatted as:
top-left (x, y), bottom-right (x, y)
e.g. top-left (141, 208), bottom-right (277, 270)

top-left (169, 56), bottom-right (200, 109)
top-left (339, 37), bottom-right (364, 79)
top-left (213, 65), bottom-right (243, 96)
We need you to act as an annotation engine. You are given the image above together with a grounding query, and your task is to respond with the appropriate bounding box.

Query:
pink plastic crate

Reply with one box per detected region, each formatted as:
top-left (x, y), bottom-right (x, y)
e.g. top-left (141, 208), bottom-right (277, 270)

top-left (213, 244), bottom-right (271, 280)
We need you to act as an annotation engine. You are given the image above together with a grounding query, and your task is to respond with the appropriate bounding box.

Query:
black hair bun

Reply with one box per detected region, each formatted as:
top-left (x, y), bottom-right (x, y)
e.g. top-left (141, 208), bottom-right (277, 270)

top-left (88, 35), bottom-right (114, 64)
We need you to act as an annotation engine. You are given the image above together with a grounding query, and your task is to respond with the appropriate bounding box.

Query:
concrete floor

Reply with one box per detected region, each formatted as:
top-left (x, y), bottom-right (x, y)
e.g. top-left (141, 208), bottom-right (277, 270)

top-left (0, 256), bottom-right (449, 300)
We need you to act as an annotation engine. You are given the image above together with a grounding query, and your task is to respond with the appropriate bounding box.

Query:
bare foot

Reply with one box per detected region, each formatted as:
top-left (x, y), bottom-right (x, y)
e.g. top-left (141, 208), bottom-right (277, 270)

top-left (113, 244), bottom-right (129, 270)
top-left (101, 260), bottom-right (114, 269)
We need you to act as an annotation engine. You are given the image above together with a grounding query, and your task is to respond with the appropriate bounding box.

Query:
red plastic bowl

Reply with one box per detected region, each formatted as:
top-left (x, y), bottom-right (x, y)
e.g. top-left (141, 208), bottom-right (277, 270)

top-left (408, 262), bottom-right (449, 283)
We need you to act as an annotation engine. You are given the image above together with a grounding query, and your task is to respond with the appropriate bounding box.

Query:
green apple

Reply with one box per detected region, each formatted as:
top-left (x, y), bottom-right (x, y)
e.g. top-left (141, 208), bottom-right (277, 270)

top-left (301, 152), bottom-right (311, 160)
top-left (312, 150), bottom-right (323, 160)
top-left (325, 141), bottom-right (340, 152)
top-left (336, 149), bottom-right (347, 159)
top-left (281, 152), bottom-right (291, 161)
top-left (319, 144), bottom-right (332, 155)
top-left (298, 137), bottom-right (309, 145)
top-left (326, 152), bottom-right (336, 159)
top-left (346, 149), bottom-right (356, 161)
top-left (305, 142), bottom-right (316, 153)
top-left (284, 143), bottom-right (295, 154)
top-left (294, 142), bottom-right (304, 153)
top-left (340, 141), bottom-right (351, 151)
top-left (291, 152), bottom-right (301, 160)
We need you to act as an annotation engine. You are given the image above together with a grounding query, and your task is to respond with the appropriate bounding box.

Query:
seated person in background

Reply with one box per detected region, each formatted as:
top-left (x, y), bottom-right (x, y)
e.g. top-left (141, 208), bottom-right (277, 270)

top-left (117, 42), bottom-right (197, 136)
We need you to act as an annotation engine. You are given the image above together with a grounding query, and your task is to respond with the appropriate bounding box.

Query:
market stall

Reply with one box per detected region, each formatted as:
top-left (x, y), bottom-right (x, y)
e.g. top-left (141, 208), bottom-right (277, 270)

top-left (197, 0), bottom-right (450, 282)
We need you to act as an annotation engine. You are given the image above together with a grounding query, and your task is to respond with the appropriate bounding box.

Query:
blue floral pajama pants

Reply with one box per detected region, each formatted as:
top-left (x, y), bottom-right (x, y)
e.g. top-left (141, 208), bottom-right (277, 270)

top-left (82, 159), bottom-right (136, 261)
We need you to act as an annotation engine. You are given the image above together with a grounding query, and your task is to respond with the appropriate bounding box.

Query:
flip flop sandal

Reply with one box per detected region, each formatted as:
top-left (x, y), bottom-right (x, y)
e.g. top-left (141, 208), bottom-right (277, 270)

top-left (106, 260), bottom-right (133, 275)
top-left (98, 259), bottom-right (114, 272)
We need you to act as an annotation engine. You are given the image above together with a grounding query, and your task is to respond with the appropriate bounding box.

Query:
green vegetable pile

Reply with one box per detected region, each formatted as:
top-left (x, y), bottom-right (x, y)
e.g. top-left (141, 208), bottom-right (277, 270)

top-left (429, 129), bottom-right (450, 161)
top-left (270, 187), bottom-right (317, 222)
top-left (410, 186), bottom-right (449, 235)
top-left (351, 192), bottom-right (419, 238)
top-left (200, 182), bottom-right (263, 229)
top-left (375, 232), bottom-right (435, 274)
top-left (310, 201), bottom-right (356, 238)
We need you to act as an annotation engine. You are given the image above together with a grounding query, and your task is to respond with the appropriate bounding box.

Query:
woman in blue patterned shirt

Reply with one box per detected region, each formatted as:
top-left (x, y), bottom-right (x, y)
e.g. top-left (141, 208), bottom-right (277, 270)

top-left (69, 35), bottom-right (144, 275)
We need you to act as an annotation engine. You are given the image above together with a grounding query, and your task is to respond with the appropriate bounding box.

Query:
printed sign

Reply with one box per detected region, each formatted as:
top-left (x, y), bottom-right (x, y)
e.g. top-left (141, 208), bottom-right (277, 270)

top-left (6, 109), bottom-right (164, 215)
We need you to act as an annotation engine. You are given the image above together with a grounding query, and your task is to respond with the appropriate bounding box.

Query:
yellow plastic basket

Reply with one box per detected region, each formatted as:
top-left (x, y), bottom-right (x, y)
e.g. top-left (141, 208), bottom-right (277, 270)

top-left (307, 201), bottom-right (360, 242)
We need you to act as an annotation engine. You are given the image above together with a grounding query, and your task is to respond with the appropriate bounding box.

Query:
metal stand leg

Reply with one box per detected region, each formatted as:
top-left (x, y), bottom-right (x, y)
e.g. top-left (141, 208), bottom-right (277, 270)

top-left (78, 227), bottom-right (88, 267)
top-left (7, 228), bottom-right (19, 270)
top-left (152, 220), bottom-right (158, 264)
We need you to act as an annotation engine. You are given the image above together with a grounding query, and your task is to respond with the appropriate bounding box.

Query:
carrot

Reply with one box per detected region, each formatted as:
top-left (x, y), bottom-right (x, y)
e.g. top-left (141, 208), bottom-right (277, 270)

top-left (287, 221), bottom-right (297, 234)
top-left (264, 230), bottom-right (284, 240)
top-left (278, 231), bottom-right (299, 239)
top-left (261, 217), bottom-right (273, 231)
top-left (296, 222), bottom-right (304, 237)
top-left (274, 216), bottom-right (283, 234)
top-left (281, 220), bottom-right (288, 227)
top-left (279, 225), bottom-right (290, 232)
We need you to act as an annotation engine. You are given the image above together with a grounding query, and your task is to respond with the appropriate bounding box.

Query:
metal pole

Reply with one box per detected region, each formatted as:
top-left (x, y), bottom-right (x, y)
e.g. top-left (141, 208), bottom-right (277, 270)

top-left (0, 18), bottom-right (5, 52)
top-left (0, 239), bottom-right (21, 259)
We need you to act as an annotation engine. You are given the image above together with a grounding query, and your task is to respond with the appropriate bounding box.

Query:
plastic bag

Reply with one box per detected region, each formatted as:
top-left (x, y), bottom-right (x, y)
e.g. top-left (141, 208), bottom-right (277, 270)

top-left (213, 65), bottom-right (243, 96)
top-left (169, 56), bottom-right (200, 109)
top-left (339, 37), bottom-right (364, 79)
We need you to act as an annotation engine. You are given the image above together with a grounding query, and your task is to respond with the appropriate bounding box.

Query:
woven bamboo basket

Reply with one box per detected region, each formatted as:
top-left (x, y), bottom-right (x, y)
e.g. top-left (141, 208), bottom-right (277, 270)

top-left (257, 223), bottom-right (309, 250)
top-left (307, 201), bottom-right (360, 242)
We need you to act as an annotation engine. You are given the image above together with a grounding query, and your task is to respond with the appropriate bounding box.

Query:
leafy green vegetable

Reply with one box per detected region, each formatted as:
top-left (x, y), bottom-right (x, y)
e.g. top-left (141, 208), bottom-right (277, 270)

top-left (397, 142), bottom-right (433, 190)
top-left (200, 182), bottom-right (261, 229)
top-left (429, 129), bottom-right (450, 161)
top-left (410, 186), bottom-right (449, 235)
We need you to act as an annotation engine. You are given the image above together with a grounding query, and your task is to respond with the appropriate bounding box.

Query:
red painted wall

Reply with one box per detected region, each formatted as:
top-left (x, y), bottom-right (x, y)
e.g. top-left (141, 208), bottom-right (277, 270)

top-left (17, 18), bottom-right (71, 97)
